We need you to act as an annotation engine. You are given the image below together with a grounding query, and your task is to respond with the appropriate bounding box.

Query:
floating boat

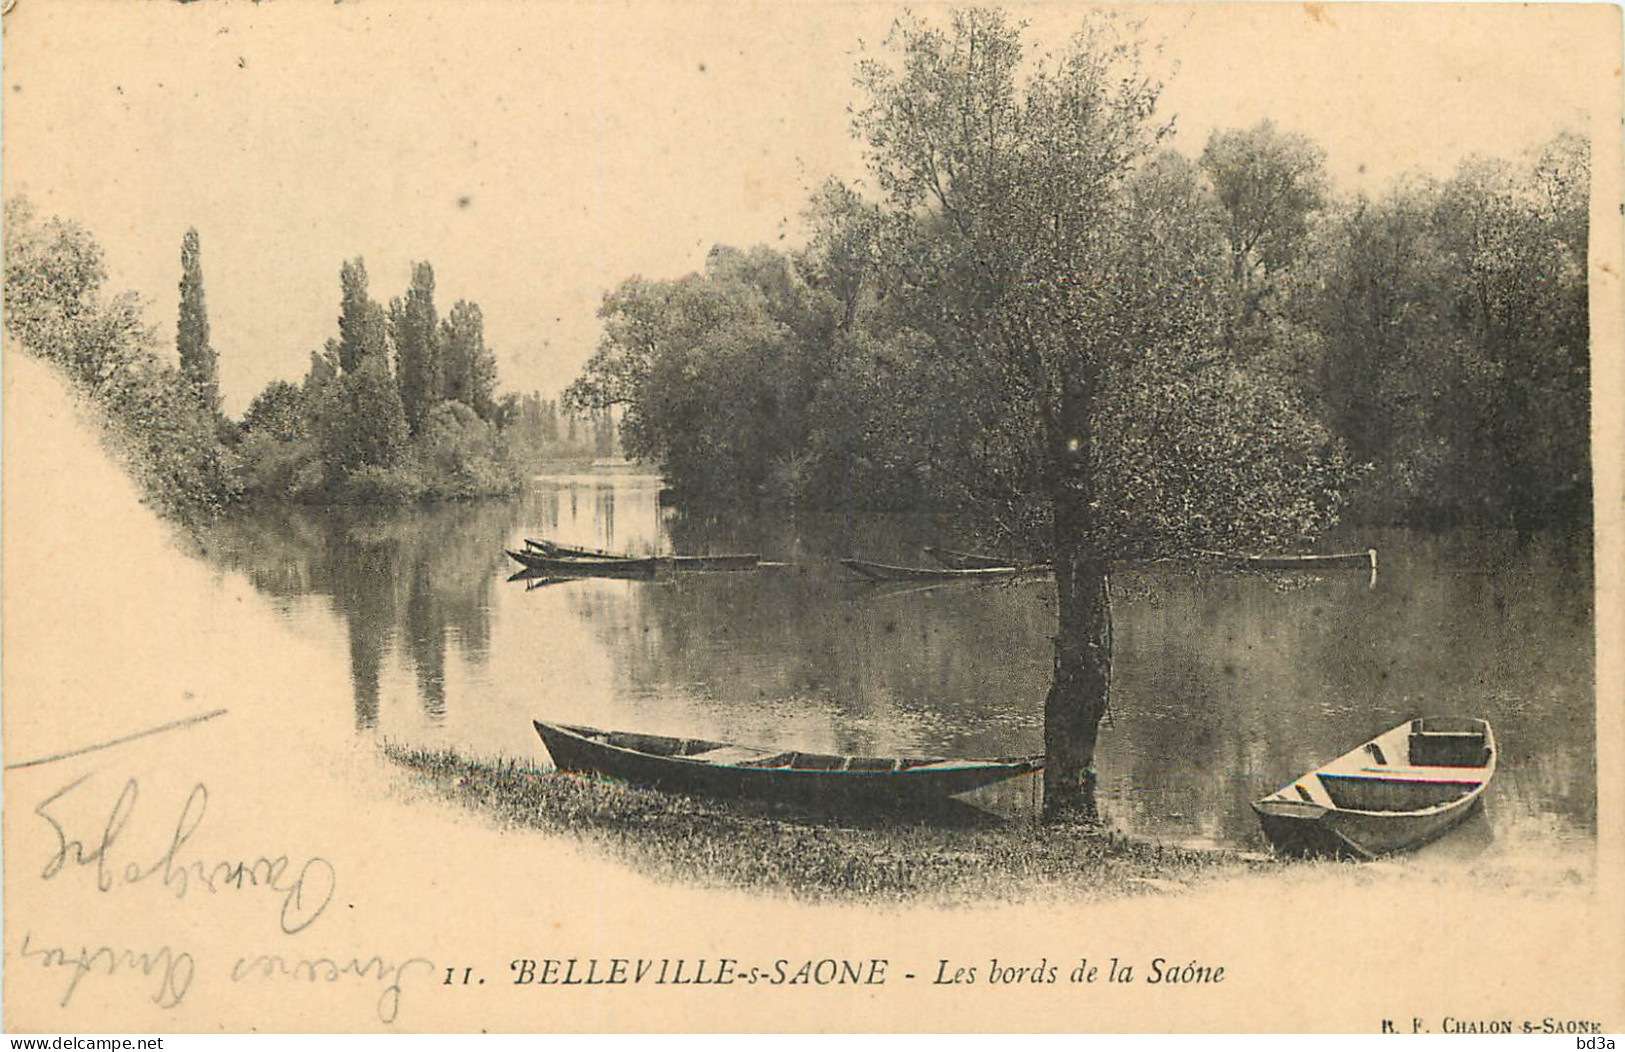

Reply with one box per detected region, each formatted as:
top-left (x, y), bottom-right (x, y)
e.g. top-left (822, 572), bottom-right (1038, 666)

top-left (839, 558), bottom-right (1034, 582)
top-left (925, 546), bottom-right (1015, 570)
top-left (668, 554), bottom-right (761, 571)
top-left (506, 570), bottom-right (572, 591)
top-left (1252, 717), bottom-right (1495, 859)
top-left (525, 538), bottom-right (626, 559)
top-left (1220, 550), bottom-right (1377, 573)
top-left (525, 539), bottom-right (759, 571)
top-left (532, 720), bottom-right (1043, 805)
top-left (505, 549), bottom-right (662, 577)
top-left (923, 546), bottom-right (1050, 572)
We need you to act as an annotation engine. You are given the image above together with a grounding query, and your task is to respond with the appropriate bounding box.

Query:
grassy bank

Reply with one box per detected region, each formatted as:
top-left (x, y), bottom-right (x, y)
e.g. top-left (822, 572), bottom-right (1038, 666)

top-left (384, 744), bottom-right (1257, 904)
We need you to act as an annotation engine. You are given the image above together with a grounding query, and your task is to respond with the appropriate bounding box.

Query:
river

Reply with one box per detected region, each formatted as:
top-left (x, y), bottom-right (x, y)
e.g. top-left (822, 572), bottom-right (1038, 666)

top-left (199, 472), bottom-right (1596, 859)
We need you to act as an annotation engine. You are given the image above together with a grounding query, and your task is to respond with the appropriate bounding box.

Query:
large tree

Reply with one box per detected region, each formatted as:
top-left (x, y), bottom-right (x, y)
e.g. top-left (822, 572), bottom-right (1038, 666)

top-left (1199, 121), bottom-right (1328, 347)
top-left (176, 227), bottom-right (220, 413)
top-left (560, 11), bottom-right (1355, 818)
top-left (391, 262), bottom-right (443, 434)
top-left (440, 299), bottom-right (498, 421)
top-left (313, 354), bottom-right (410, 482)
top-left (336, 258), bottom-right (390, 374)
top-left (565, 247), bottom-right (826, 502)
top-left (849, 10), bottom-right (1348, 818)
top-left (1303, 134), bottom-right (1589, 528)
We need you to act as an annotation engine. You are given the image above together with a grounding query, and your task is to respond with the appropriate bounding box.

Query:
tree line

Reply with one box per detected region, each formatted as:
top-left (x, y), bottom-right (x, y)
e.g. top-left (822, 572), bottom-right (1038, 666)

top-left (567, 42), bottom-right (1588, 542)
top-left (562, 10), bottom-right (1591, 815)
top-left (3, 198), bottom-right (618, 525)
top-left (235, 254), bottom-right (521, 504)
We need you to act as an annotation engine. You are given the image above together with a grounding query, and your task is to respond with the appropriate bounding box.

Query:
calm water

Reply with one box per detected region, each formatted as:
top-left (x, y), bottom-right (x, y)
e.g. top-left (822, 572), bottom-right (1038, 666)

top-left (200, 475), bottom-right (1597, 854)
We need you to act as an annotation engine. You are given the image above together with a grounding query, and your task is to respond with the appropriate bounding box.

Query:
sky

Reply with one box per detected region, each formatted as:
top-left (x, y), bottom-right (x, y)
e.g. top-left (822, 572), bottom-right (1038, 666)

top-left (3, 1), bottom-right (1613, 415)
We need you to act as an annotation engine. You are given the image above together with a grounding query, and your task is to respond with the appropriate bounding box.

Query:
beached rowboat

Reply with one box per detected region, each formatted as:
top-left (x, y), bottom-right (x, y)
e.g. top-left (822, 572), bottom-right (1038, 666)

top-left (532, 720), bottom-right (1043, 804)
top-left (1252, 717), bottom-right (1495, 859)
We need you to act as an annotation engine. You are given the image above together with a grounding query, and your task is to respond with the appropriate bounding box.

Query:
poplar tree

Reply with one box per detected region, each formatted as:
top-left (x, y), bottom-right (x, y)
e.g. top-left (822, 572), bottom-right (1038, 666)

top-left (391, 261), bottom-right (443, 433)
top-left (440, 299), bottom-right (499, 420)
top-left (336, 258), bottom-right (389, 373)
top-left (177, 227), bottom-right (219, 412)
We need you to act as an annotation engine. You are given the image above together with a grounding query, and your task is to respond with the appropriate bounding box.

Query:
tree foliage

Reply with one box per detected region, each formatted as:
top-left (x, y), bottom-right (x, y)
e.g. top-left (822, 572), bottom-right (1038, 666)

top-left (3, 197), bottom-right (242, 523)
top-left (313, 353), bottom-right (410, 482)
top-left (1305, 136), bottom-right (1590, 527)
top-left (336, 258), bottom-right (390, 374)
top-left (391, 261), bottom-right (443, 434)
top-left (440, 299), bottom-right (498, 421)
top-left (1200, 121), bottom-right (1328, 345)
top-left (239, 259), bottom-right (523, 502)
top-left (176, 227), bottom-right (220, 413)
top-left (242, 379), bottom-right (309, 443)
top-left (7, 196), bottom-right (536, 512)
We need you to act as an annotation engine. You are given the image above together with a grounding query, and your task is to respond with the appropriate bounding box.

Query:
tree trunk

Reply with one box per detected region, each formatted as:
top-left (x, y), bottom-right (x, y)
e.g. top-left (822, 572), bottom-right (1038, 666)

top-left (1042, 511), bottom-right (1113, 823)
top-left (1040, 368), bottom-right (1112, 823)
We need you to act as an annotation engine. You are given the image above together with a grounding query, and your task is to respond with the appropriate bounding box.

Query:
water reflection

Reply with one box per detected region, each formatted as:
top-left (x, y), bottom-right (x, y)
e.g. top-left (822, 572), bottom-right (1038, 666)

top-left (206, 501), bottom-right (520, 730)
top-left (202, 479), bottom-right (1595, 856)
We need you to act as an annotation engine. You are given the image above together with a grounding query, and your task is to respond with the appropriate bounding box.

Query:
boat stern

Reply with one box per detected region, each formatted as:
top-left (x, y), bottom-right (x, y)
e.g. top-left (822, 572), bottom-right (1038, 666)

top-left (1252, 796), bottom-right (1365, 859)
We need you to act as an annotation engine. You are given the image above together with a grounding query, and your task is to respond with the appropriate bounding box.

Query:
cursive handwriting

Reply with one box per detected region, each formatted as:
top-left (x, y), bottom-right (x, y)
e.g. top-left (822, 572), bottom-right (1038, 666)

top-left (35, 773), bottom-right (337, 934)
top-left (18, 930), bottom-right (194, 1009)
top-left (232, 952), bottom-right (437, 1024)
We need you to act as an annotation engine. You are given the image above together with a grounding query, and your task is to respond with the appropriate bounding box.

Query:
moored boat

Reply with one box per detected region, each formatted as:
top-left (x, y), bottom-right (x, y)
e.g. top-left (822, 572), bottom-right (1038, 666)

top-left (924, 546), bottom-right (1019, 570)
top-left (505, 549), bottom-right (663, 577)
top-left (839, 558), bottom-right (1035, 582)
top-left (525, 538), bottom-right (627, 559)
top-left (1222, 549), bottom-right (1377, 573)
top-left (525, 539), bottom-right (759, 571)
top-left (532, 720), bottom-right (1043, 805)
top-left (1252, 717), bottom-right (1495, 859)
top-left (668, 553), bottom-right (761, 571)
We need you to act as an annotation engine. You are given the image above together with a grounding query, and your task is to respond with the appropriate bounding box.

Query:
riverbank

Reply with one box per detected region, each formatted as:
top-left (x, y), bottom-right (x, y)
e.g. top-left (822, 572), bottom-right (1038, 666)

top-left (384, 744), bottom-right (1258, 903)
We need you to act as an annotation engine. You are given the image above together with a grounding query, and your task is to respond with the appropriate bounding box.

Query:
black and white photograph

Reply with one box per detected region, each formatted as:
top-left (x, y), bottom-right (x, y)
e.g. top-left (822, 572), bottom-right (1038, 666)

top-left (3, 0), bottom-right (1620, 1034)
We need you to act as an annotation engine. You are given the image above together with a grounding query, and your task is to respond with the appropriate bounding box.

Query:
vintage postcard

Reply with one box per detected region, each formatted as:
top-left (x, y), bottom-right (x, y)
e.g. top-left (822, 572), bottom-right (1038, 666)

top-left (3, 0), bottom-right (1621, 1034)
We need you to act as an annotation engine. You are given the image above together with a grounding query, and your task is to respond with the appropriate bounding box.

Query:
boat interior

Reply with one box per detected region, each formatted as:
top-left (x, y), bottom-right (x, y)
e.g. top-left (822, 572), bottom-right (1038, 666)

top-left (574, 726), bottom-right (1002, 772)
top-left (1286, 718), bottom-right (1493, 813)
top-left (1404, 717), bottom-right (1493, 767)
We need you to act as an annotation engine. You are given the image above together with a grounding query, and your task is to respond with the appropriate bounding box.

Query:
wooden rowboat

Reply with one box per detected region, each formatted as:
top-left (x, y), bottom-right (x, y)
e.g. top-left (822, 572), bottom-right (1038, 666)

top-left (505, 549), bottom-right (662, 577)
top-left (525, 539), bottom-right (760, 571)
top-left (839, 558), bottom-right (1034, 582)
top-left (1214, 549), bottom-right (1377, 573)
top-left (1252, 717), bottom-right (1495, 859)
top-left (668, 553), bottom-right (761, 571)
top-left (925, 547), bottom-right (1014, 570)
top-left (532, 720), bottom-right (1043, 805)
top-left (525, 537), bottom-right (631, 559)
top-left (1228, 546), bottom-right (1371, 572)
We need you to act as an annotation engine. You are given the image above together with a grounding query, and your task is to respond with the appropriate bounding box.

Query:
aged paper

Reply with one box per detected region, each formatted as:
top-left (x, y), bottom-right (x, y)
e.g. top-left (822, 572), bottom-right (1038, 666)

top-left (3, 0), bottom-right (1622, 1034)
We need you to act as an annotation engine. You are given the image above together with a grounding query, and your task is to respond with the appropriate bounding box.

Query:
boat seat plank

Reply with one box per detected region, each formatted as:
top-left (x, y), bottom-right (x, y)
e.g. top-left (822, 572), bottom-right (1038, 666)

top-left (687, 745), bottom-right (775, 765)
top-left (1333, 766), bottom-right (1489, 784)
top-left (733, 752), bottom-right (798, 769)
top-left (841, 757), bottom-right (901, 772)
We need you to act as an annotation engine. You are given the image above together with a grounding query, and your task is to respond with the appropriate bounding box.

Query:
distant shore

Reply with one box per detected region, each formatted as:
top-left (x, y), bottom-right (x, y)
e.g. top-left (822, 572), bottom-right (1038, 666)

top-left (384, 744), bottom-right (1258, 903)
